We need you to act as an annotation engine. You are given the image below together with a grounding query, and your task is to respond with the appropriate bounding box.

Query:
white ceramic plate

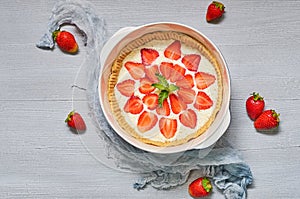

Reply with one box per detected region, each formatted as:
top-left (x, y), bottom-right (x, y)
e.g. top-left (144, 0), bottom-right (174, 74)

top-left (99, 22), bottom-right (231, 154)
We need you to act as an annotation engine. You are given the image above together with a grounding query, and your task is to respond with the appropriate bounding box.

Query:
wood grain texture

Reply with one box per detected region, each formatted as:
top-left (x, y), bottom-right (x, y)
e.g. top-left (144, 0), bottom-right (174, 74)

top-left (0, 0), bottom-right (299, 198)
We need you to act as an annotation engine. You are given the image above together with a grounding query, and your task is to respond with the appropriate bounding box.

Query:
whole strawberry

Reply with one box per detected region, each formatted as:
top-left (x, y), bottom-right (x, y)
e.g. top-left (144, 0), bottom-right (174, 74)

top-left (254, 110), bottom-right (280, 131)
top-left (188, 177), bottom-right (212, 198)
top-left (65, 111), bottom-right (86, 132)
top-left (206, 1), bottom-right (225, 22)
top-left (246, 92), bottom-right (265, 120)
top-left (52, 30), bottom-right (78, 54)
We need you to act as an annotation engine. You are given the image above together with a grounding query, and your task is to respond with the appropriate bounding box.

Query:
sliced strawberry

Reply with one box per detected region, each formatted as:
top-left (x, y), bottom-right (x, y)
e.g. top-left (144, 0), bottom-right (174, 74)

top-left (124, 96), bottom-right (143, 114)
top-left (169, 93), bottom-right (186, 114)
top-left (169, 94), bottom-right (181, 114)
top-left (176, 74), bottom-right (195, 89)
top-left (145, 65), bottom-right (159, 83)
top-left (116, 79), bottom-right (135, 97)
top-left (156, 99), bottom-right (170, 116)
top-left (159, 62), bottom-right (173, 80)
top-left (170, 64), bottom-right (186, 83)
top-left (195, 72), bottom-right (216, 90)
top-left (141, 48), bottom-right (159, 65)
top-left (182, 54), bottom-right (201, 72)
top-left (177, 88), bottom-right (196, 104)
top-left (139, 77), bottom-right (155, 94)
top-left (159, 117), bottom-right (177, 139)
top-left (194, 91), bottom-right (213, 110)
top-left (143, 93), bottom-right (159, 110)
top-left (124, 61), bottom-right (145, 80)
top-left (178, 96), bottom-right (188, 110)
top-left (179, 109), bottom-right (197, 129)
top-left (137, 111), bottom-right (158, 133)
top-left (164, 40), bottom-right (181, 60)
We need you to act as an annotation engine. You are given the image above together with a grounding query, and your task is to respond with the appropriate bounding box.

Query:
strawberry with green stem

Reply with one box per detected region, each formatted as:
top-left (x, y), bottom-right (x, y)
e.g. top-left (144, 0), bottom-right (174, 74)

top-left (254, 109), bottom-right (280, 131)
top-left (246, 92), bottom-right (265, 120)
top-left (53, 30), bottom-right (78, 54)
top-left (206, 1), bottom-right (225, 22)
top-left (65, 111), bottom-right (86, 132)
top-left (189, 177), bottom-right (212, 198)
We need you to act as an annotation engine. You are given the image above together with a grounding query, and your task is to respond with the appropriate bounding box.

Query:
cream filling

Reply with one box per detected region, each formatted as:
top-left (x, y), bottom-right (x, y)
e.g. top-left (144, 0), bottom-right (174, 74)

top-left (115, 40), bottom-right (218, 142)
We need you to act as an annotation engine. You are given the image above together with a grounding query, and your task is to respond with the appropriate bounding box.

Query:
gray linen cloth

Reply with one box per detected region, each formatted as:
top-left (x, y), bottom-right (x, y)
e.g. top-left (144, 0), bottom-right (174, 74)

top-left (36, 1), bottom-right (253, 198)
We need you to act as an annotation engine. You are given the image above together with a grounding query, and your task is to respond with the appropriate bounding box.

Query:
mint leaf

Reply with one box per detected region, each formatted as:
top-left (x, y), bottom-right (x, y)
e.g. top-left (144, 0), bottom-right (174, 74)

top-left (156, 73), bottom-right (169, 87)
top-left (152, 83), bottom-right (166, 90)
top-left (168, 84), bottom-right (179, 92)
top-left (158, 90), bottom-right (169, 107)
top-left (151, 73), bottom-right (179, 107)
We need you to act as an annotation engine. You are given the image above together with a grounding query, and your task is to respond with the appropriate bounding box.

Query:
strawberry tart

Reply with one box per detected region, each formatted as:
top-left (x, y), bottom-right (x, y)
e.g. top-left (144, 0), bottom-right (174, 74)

top-left (107, 31), bottom-right (222, 147)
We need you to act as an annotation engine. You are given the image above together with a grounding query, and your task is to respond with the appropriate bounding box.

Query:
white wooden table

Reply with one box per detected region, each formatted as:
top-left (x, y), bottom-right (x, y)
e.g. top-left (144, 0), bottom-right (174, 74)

top-left (1, 0), bottom-right (299, 198)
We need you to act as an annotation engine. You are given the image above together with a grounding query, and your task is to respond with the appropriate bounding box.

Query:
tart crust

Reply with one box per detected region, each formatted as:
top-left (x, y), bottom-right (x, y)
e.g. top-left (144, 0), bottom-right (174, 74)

top-left (107, 31), bottom-right (223, 147)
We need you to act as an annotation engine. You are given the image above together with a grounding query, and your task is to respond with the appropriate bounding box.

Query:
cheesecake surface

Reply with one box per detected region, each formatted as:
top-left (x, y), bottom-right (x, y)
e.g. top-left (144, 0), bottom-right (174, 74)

top-left (107, 31), bottom-right (222, 147)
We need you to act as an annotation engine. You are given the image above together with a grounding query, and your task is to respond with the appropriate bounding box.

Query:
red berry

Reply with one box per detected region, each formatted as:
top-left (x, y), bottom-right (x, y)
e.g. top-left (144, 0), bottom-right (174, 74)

top-left (195, 72), bottom-right (216, 90)
top-left (123, 96), bottom-right (144, 114)
top-left (159, 117), bottom-right (177, 139)
top-left (139, 78), bottom-right (156, 94)
top-left (194, 91), bottom-right (213, 110)
top-left (164, 40), bottom-right (181, 60)
top-left (246, 92), bottom-right (265, 120)
top-left (176, 74), bottom-right (195, 89)
top-left (206, 1), bottom-right (225, 22)
top-left (169, 64), bottom-right (186, 83)
top-left (188, 177), bottom-right (212, 198)
top-left (137, 111), bottom-right (158, 133)
top-left (65, 111), bottom-right (86, 132)
top-left (143, 93), bottom-right (159, 110)
top-left (170, 93), bottom-right (187, 114)
top-left (159, 62), bottom-right (173, 80)
top-left (141, 48), bottom-right (159, 65)
top-left (116, 79), bottom-right (135, 97)
top-left (254, 110), bottom-right (280, 131)
top-left (124, 61), bottom-right (145, 80)
top-left (145, 65), bottom-right (159, 82)
top-left (156, 99), bottom-right (170, 116)
top-left (182, 54), bottom-right (201, 72)
top-left (177, 88), bottom-right (196, 104)
top-left (53, 30), bottom-right (78, 54)
top-left (179, 109), bottom-right (197, 129)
